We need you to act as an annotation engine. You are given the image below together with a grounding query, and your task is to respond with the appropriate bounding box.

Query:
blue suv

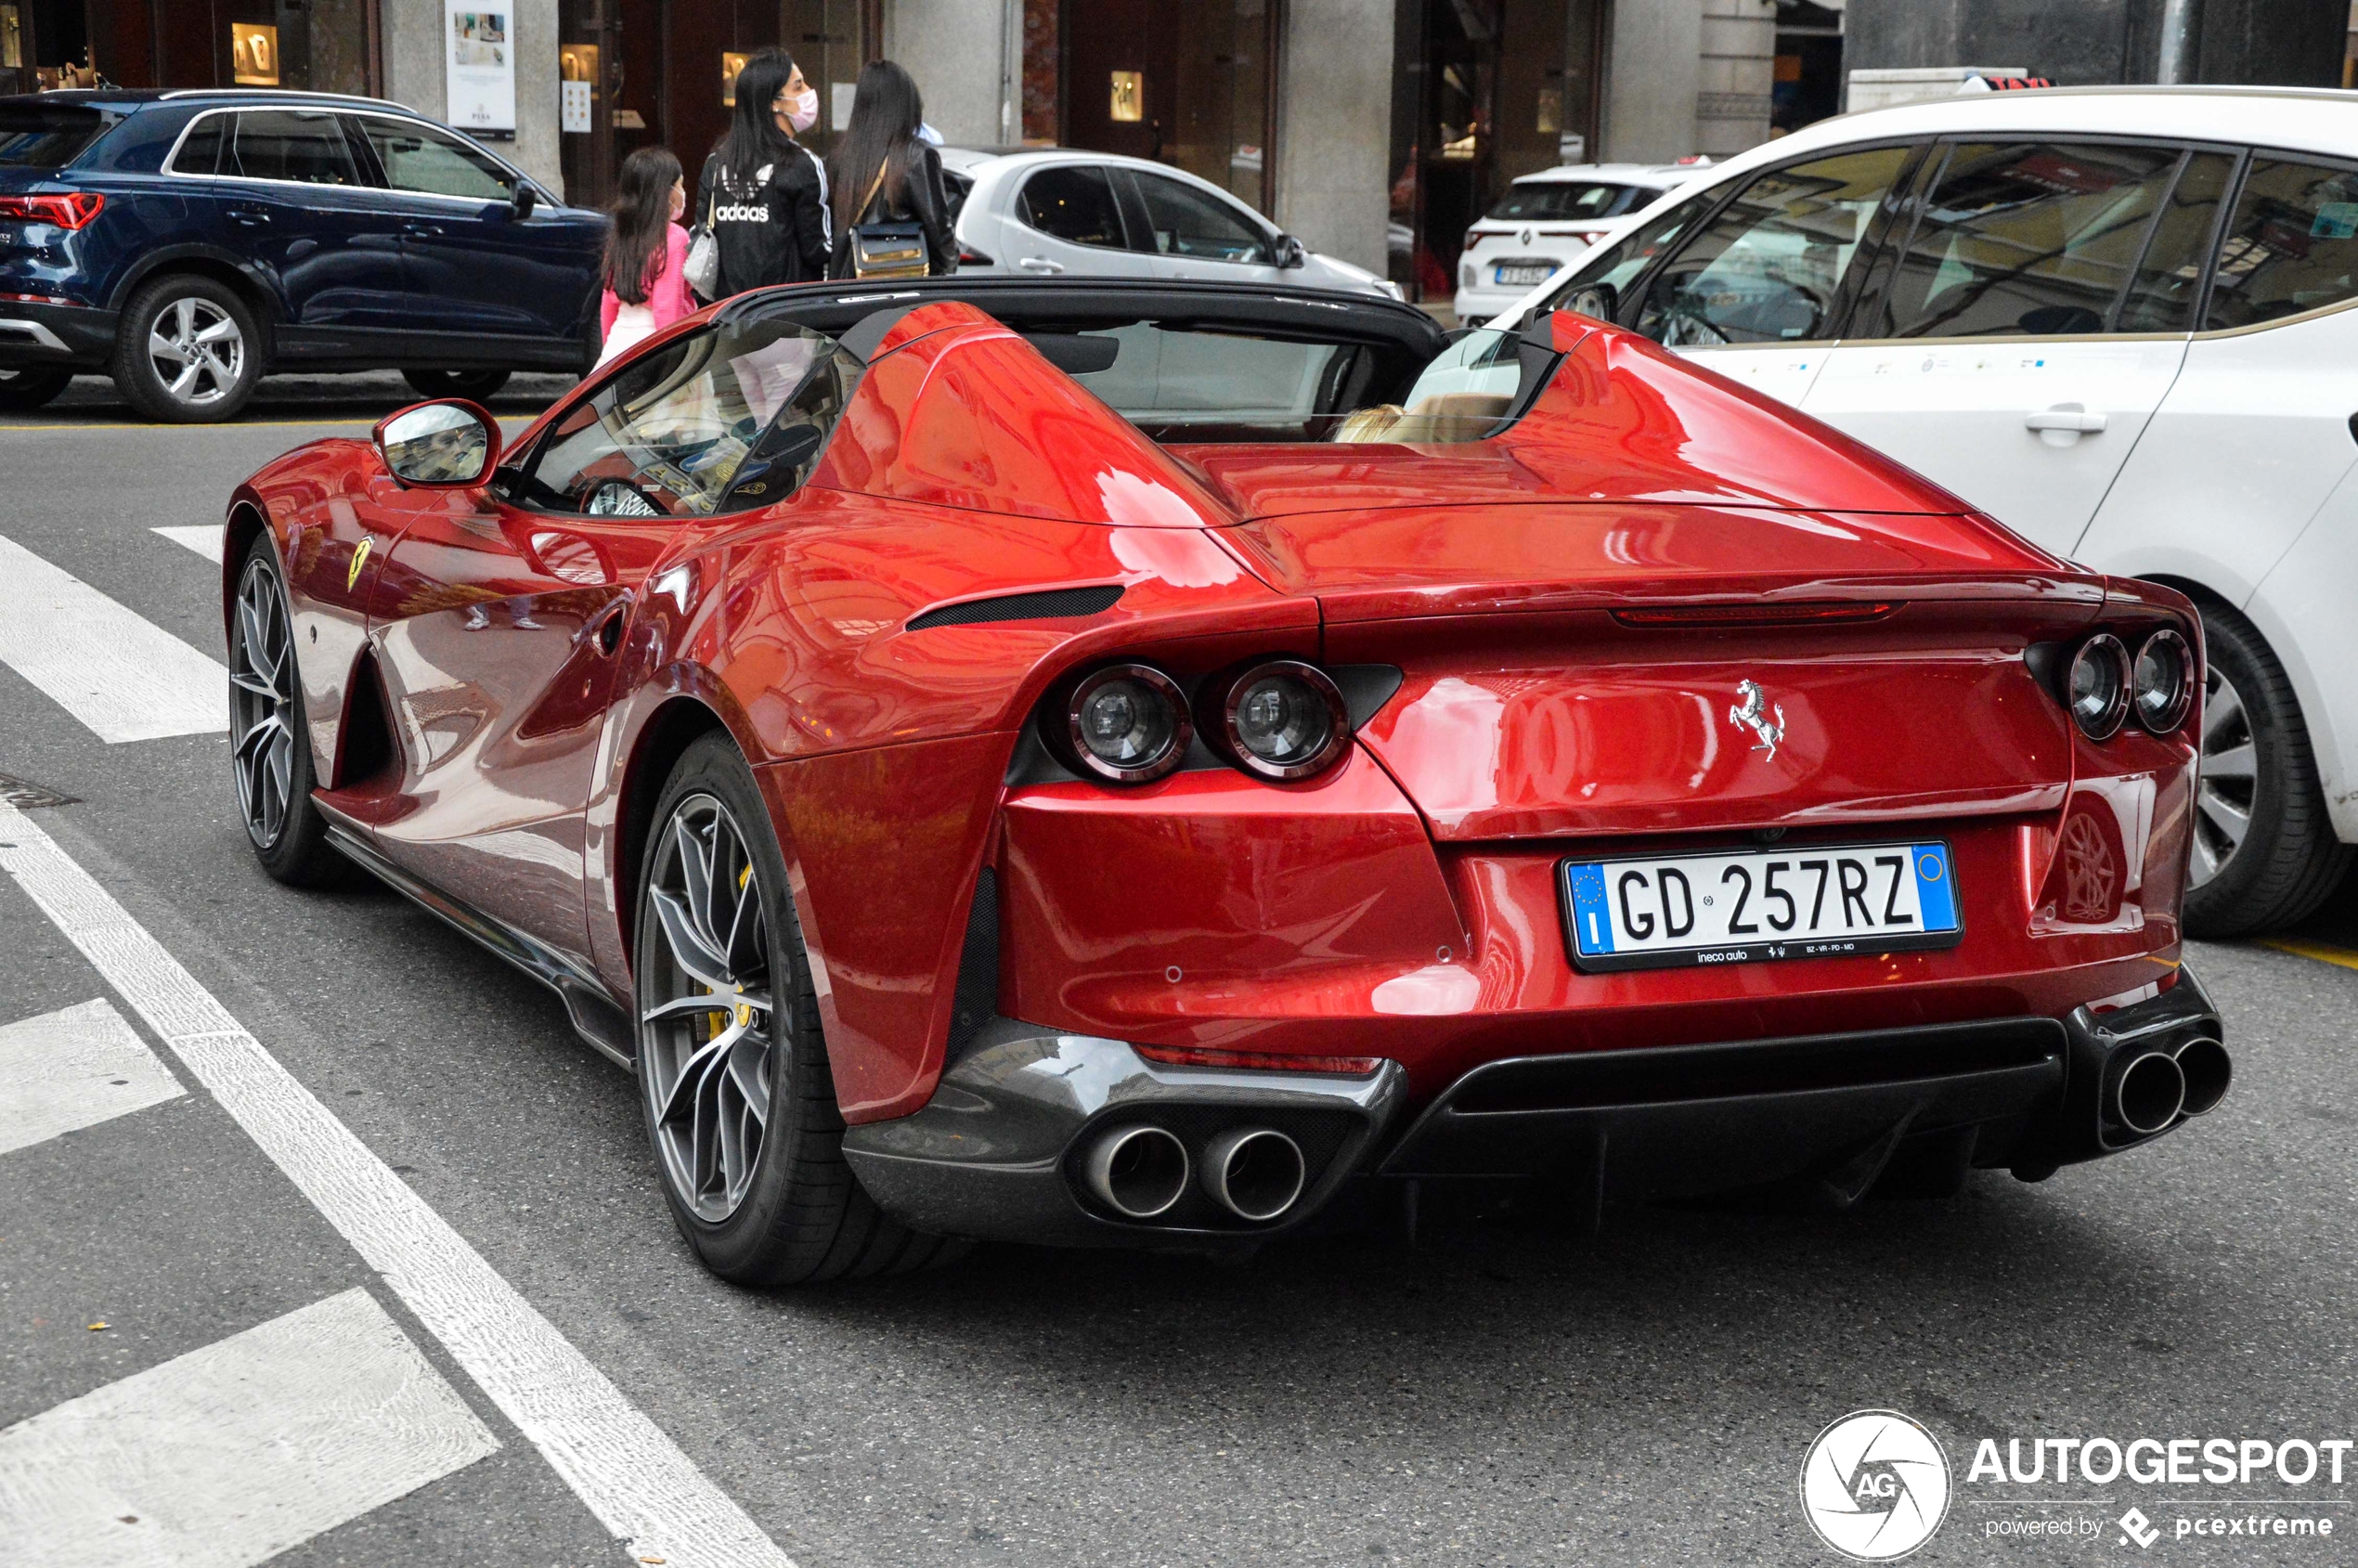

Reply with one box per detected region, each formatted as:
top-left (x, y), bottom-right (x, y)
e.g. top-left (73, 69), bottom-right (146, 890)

top-left (0, 89), bottom-right (606, 421)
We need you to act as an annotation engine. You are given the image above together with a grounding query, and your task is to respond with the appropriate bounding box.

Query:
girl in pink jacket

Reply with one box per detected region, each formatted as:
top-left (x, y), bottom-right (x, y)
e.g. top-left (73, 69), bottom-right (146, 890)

top-left (598, 147), bottom-right (694, 367)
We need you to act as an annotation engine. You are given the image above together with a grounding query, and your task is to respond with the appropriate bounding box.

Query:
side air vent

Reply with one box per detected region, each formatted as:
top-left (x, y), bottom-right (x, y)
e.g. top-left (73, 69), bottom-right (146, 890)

top-left (944, 868), bottom-right (1001, 1066)
top-left (907, 583), bottom-right (1123, 631)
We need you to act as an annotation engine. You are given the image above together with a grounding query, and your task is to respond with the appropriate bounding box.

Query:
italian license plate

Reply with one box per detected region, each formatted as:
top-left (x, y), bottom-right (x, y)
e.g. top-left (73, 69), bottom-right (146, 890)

top-left (1561, 841), bottom-right (1962, 973)
top-left (1495, 264), bottom-right (1552, 286)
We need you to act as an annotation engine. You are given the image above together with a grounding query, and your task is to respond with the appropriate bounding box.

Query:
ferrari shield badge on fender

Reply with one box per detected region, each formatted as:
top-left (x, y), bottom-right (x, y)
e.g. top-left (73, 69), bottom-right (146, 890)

top-left (1729, 679), bottom-right (1786, 759)
top-left (346, 537), bottom-right (372, 591)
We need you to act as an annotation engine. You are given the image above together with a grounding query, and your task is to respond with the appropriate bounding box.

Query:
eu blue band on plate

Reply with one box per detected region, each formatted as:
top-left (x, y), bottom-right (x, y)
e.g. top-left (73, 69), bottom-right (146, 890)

top-left (1567, 862), bottom-right (1613, 953)
top-left (1911, 842), bottom-right (1958, 930)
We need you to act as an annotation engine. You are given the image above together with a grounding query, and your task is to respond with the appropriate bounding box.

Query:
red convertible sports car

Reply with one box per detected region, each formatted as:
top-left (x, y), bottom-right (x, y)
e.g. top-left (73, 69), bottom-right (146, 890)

top-left (224, 278), bottom-right (2229, 1283)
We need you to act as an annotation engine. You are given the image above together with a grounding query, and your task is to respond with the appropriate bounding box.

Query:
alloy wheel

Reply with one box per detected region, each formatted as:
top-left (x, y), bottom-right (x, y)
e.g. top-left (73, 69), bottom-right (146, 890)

top-left (148, 295), bottom-right (246, 407)
top-left (228, 558), bottom-right (298, 850)
top-left (2189, 663), bottom-right (2255, 889)
top-left (641, 794), bottom-right (778, 1224)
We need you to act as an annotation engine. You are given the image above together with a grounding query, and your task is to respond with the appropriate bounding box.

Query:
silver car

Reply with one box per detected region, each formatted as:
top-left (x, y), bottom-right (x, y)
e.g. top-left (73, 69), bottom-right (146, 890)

top-left (941, 147), bottom-right (1402, 299)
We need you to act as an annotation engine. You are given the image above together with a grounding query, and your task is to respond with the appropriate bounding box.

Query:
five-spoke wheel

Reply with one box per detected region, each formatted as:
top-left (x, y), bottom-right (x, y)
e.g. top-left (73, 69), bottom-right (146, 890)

top-left (113, 275), bottom-right (262, 422)
top-left (632, 734), bottom-right (965, 1283)
top-left (640, 793), bottom-right (777, 1224)
top-left (2183, 603), bottom-right (2351, 936)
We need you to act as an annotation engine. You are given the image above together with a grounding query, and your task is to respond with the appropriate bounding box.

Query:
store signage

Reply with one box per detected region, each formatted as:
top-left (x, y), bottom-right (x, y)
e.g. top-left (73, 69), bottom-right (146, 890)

top-left (444, 2), bottom-right (516, 138)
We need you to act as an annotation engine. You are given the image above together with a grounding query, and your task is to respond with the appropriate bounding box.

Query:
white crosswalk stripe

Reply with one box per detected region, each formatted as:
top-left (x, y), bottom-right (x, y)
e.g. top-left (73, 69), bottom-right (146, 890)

top-left (0, 998), bottom-right (185, 1157)
top-left (149, 526), bottom-right (224, 565)
top-left (0, 799), bottom-right (799, 1568)
top-left (0, 1289), bottom-right (499, 1568)
top-left (0, 534), bottom-right (225, 743)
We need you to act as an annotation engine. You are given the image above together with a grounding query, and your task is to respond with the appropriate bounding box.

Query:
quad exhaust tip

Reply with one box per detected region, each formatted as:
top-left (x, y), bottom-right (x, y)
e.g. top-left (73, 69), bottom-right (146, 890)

top-left (2174, 1036), bottom-right (2231, 1118)
top-left (1082, 1125), bottom-right (1190, 1220)
top-left (1200, 1127), bottom-right (1306, 1224)
top-left (2112, 1050), bottom-right (2186, 1137)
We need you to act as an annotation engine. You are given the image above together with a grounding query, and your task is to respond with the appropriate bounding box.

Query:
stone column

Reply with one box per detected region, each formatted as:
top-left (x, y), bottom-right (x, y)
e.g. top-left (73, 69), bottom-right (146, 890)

top-left (885, 0), bottom-right (1020, 148)
top-left (1695, 0), bottom-right (1774, 158)
top-left (380, 0), bottom-right (564, 192)
top-left (1273, 0), bottom-right (1394, 278)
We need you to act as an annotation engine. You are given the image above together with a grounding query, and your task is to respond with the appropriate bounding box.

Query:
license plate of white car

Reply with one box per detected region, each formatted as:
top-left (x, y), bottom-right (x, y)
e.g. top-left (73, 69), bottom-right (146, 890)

top-left (1495, 264), bottom-right (1552, 285)
top-left (1561, 841), bottom-right (1962, 973)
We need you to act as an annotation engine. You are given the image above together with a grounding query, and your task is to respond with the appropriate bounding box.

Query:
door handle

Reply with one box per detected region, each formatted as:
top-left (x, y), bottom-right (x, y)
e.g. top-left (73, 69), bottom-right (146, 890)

top-left (400, 221), bottom-right (443, 239)
top-left (2025, 404), bottom-right (2107, 434)
top-left (1016, 256), bottom-right (1065, 274)
top-left (227, 206), bottom-right (271, 227)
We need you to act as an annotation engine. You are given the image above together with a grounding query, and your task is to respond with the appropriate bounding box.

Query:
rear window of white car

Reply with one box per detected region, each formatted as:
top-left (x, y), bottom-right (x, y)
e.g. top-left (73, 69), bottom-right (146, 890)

top-left (2205, 155), bottom-right (2358, 330)
top-left (1487, 181), bottom-right (1630, 222)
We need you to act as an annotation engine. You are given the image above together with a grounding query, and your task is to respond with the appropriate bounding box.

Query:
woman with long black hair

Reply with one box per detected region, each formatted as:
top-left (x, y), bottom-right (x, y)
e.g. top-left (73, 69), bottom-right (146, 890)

top-left (693, 48), bottom-right (831, 296)
top-left (826, 59), bottom-right (956, 279)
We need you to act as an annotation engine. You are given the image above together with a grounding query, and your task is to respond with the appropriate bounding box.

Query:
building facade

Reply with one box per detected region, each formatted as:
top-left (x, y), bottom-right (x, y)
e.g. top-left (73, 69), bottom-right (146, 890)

top-left (8, 0), bottom-right (1786, 297)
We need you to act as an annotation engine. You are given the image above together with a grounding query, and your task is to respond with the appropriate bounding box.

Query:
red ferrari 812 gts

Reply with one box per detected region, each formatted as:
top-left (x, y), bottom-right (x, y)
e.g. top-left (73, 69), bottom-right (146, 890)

top-left (220, 279), bottom-right (2228, 1283)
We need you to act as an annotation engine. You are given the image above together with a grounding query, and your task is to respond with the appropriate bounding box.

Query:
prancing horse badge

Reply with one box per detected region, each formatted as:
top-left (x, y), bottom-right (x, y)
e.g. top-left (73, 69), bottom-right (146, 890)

top-left (1729, 679), bottom-right (1785, 759)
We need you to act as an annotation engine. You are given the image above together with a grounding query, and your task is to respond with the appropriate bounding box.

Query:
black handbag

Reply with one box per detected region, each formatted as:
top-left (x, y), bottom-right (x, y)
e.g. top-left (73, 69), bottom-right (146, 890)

top-left (846, 164), bottom-right (928, 280)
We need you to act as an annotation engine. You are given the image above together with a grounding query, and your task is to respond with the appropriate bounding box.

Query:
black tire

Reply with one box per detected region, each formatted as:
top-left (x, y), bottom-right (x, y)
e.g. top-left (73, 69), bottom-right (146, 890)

top-left (111, 274), bottom-right (263, 422)
top-left (229, 537), bottom-right (349, 888)
top-left (633, 733), bottom-right (968, 1285)
top-left (0, 367), bottom-right (71, 411)
top-left (2183, 603), bottom-right (2352, 937)
top-left (402, 368), bottom-right (512, 402)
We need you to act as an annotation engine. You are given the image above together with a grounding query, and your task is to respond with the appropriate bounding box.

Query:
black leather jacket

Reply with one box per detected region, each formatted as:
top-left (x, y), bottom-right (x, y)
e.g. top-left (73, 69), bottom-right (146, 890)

top-left (827, 143), bottom-right (958, 279)
top-left (695, 142), bottom-right (833, 297)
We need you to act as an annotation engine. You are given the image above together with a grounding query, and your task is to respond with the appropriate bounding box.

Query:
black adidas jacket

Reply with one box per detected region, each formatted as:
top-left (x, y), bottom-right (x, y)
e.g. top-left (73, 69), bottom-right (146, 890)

top-left (693, 142), bottom-right (833, 299)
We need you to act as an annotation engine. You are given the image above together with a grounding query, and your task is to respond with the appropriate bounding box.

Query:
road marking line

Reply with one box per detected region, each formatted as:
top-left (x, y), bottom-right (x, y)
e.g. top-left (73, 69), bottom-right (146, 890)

top-left (0, 1289), bottom-right (498, 1568)
top-left (2257, 937), bottom-right (2358, 973)
top-left (0, 801), bottom-right (797, 1568)
top-left (0, 535), bottom-right (225, 743)
top-left (0, 997), bottom-right (186, 1157)
top-left (150, 526), bottom-right (224, 565)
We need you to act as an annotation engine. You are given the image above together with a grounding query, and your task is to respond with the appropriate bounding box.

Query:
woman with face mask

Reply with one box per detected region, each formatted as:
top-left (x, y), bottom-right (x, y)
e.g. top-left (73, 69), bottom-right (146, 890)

top-left (693, 48), bottom-right (831, 297)
top-left (825, 59), bottom-right (957, 279)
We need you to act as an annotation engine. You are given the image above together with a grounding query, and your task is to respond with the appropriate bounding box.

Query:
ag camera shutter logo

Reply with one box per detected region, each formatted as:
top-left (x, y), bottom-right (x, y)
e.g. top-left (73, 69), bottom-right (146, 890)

top-left (1800, 1409), bottom-right (1952, 1560)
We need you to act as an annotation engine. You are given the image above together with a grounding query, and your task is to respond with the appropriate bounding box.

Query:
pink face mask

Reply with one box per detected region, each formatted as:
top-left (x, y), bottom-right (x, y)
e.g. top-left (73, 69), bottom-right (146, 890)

top-left (784, 87), bottom-right (819, 134)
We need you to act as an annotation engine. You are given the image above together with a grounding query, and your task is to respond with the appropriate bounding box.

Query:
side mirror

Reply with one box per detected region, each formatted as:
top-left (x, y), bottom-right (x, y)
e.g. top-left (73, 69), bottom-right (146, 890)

top-left (1275, 232), bottom-right (1308, 269)
top-left (375, 400), bottom-right (501, 488)
top-left (512, 183), bottom-right (538, 221)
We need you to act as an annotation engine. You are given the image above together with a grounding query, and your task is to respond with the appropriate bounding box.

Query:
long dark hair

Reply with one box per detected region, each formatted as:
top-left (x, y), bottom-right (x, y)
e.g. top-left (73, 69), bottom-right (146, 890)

top-left (604, 146), bottom-right (680, 305)
top-left (828, 59), bottom-right (923, 231)
top-left (716, 47), bottom-right (803, 191)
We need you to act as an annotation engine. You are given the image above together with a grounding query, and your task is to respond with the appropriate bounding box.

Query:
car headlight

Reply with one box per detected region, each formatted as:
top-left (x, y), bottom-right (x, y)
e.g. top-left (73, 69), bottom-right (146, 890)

top-left (2131, 628), bottom-right (2196, 733)
top-left (1061, 664), bottom-right (1191, 783)
top-left (2068, 634), bottom-right (2131, 740)
top-left (1203, 659), bottom-right (1350, 780)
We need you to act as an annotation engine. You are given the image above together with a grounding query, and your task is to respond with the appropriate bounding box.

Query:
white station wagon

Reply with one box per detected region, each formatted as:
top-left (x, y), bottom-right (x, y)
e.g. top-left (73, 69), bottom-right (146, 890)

top-left (1496, 86), bottom-right (2358, 936)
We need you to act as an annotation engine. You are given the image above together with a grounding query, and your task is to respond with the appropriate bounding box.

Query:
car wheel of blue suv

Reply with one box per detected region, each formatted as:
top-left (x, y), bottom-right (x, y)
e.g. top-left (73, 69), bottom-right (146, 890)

top-left (112, 274), bottom-right (263, 424)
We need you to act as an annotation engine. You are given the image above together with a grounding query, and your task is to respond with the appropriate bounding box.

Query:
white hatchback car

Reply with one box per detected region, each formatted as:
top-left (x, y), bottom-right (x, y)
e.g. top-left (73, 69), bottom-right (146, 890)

top-left (939, 148), bottom-right (1402, 299)
top-left (1453, 161), bottom-right (1708, 322)
top-left (1494, 86), bottom-right (2358, 935)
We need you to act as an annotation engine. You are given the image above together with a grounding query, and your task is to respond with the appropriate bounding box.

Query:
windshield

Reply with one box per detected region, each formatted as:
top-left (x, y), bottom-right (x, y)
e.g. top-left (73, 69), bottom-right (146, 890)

top-left (515, 319), bottom-right (859, 516)
top-left (1488, 181), bottom-right (1629, 222)
top-left (0, 106), bottom-right (109, 169)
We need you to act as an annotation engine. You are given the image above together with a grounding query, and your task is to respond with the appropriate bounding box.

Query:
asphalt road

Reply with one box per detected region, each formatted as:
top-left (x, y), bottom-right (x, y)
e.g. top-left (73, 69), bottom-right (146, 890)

top-left (3, 374), bottom-right (2355, 1567)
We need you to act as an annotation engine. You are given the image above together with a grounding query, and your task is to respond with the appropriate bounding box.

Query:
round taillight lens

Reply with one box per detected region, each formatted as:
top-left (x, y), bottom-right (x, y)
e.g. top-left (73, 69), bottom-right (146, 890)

top-left (1208, 660), bottom-right (1350, 780)
top-left (2131, 628), bottom-right (2196, 734)
top-left (1063, 664), bottom-right (1189, 783)
top-left (2068, 634), bottom-right (2131, 740)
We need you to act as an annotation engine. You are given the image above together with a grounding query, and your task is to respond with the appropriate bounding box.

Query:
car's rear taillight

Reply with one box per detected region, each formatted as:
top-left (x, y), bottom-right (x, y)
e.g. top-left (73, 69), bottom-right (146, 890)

top-left (956, 243), bottom-right (993, 266)
top-left (0, 191), bottom-right (105, 229)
